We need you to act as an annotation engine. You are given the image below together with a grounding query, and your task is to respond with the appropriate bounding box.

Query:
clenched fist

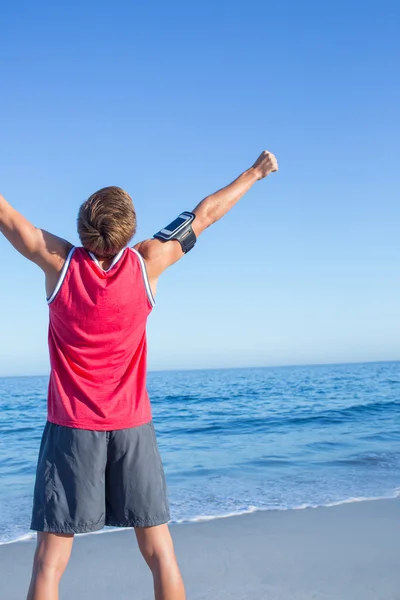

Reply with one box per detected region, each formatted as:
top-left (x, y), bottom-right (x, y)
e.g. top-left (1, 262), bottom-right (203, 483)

top-left (252, 150), bottom-right (278, 180)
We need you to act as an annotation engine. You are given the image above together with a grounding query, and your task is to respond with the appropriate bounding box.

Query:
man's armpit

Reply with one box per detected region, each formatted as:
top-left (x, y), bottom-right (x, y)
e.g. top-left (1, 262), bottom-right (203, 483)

top-left (35, 230), bottom-right (73, 273)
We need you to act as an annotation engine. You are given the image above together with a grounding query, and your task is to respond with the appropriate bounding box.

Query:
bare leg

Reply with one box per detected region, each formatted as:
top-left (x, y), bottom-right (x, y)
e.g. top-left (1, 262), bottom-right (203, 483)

top-left (136, 524), bottom-right (185, 600)
top-left (27, 532), bottom-right (74, 600)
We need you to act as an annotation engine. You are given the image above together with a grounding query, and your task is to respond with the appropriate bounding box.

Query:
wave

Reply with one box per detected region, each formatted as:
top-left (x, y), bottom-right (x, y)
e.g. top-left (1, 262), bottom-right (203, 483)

top-left (277, 399), bottom-right (400, 428)
top-left (172, 489), bottom-right (400, 523)
top-left (2, 489), bottom-right (399, 546)
top-left (163, 398), bottom-right (400, 437)
top-left (325, 452), bottom-right (400, 468)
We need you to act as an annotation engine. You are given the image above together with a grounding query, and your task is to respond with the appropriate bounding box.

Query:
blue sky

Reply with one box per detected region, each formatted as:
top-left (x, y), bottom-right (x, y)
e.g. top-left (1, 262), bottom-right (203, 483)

top-left (1, 0), bottom-right (399, 376)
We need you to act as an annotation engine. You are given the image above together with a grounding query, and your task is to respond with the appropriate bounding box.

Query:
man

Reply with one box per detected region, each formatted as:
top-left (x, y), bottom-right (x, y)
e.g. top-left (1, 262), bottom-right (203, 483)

top-left (0, 149), bottom-right (278, 600)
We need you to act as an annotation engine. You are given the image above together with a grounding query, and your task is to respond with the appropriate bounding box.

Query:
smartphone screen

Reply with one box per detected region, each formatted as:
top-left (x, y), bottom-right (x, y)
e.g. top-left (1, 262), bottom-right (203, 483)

top-left (162, 216), bottom-right (187, 235)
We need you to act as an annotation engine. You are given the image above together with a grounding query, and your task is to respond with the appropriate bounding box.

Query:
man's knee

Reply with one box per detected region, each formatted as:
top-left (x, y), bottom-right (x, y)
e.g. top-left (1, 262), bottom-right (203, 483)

top-left (33, 533), bottom-right (73, 580)
top-left (136, 525), bottom-right (176, 570)
top-left (33, 554), bottom-right (67, 580)
top-left (140, 538), bottom-right (176, 568)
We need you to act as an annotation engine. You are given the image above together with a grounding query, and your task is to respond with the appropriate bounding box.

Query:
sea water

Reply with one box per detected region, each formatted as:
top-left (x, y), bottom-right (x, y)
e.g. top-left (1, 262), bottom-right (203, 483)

top-left (1, 362), bottom-right (399, 544)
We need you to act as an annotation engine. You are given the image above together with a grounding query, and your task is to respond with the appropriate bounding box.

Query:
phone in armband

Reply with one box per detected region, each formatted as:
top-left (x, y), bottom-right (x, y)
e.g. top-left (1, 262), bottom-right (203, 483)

top-left (154, 211), bottom-right (197, 254)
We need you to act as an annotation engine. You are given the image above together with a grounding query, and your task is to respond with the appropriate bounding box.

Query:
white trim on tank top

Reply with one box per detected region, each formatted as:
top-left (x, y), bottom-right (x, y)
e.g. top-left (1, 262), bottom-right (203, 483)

top-left (88, 248), bottom-right (125, 272)
top-left (130, 248), bottom-right (156, 307)
top-left (47, 246), bottom-right (76, 305)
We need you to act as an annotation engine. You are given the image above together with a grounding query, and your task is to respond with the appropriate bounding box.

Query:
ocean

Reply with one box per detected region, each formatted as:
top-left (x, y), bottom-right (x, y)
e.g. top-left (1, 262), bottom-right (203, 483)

top-left (1, 362), bottom-right (399, 544)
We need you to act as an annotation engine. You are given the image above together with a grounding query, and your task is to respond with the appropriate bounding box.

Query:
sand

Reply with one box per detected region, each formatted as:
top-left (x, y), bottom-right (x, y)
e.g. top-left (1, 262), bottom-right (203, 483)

top-left (0, 498), bottom-right (399, 599)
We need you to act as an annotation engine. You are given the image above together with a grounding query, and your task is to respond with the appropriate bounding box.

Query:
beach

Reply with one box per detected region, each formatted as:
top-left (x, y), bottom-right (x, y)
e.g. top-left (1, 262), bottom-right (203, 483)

top-left (1, 365), bottom-right (399, 598)
top-left (1, 498), bottom-right (399, 599)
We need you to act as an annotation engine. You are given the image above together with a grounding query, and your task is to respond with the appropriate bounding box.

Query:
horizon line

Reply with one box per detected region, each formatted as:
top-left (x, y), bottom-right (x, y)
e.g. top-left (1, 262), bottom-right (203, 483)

top-left (0, 358), bottom-right (399, 379)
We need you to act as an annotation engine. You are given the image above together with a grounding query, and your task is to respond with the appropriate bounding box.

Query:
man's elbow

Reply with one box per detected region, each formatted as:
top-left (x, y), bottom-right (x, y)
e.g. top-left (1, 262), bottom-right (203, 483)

top-left (193, 212), bottom-right (213, 236)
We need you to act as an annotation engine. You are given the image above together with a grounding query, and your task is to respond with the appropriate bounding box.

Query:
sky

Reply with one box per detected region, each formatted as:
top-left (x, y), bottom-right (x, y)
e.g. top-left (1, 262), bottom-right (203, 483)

top-left (1, 0), bottom-right (399, 376)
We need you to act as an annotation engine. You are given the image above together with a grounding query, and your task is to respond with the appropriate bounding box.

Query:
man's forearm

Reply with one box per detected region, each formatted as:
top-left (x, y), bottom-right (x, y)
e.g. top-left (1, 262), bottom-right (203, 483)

top-left (192, 151), bottom-right (278, 234)
top-left (192, 168), bottom-right (258, 231)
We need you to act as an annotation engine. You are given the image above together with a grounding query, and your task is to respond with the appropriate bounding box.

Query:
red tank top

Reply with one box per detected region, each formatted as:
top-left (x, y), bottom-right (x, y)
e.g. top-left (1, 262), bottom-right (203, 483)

top-left (47, 247), bottom-right (154, 430)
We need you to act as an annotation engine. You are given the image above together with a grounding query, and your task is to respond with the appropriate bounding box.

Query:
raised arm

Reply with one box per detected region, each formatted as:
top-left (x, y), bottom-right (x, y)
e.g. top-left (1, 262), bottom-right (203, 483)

top-left (135, 150), bottom-right (278, 286)
top-left (0, 194), bottom-right (72, 295)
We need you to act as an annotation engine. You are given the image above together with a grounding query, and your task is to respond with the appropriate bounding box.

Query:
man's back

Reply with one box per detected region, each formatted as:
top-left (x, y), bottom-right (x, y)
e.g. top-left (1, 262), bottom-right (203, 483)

top-left (48, 246), bottom-right (154, 430)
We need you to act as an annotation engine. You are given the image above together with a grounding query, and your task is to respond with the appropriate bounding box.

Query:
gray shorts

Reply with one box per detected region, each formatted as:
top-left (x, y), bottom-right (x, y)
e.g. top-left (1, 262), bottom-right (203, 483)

top-left (31, 421), bottom-right (170, 534)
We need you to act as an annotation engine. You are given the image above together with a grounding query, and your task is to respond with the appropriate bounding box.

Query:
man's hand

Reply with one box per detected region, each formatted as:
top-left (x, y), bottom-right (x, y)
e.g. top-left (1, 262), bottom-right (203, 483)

top-left (251, 150), bottom-right (278, 180)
